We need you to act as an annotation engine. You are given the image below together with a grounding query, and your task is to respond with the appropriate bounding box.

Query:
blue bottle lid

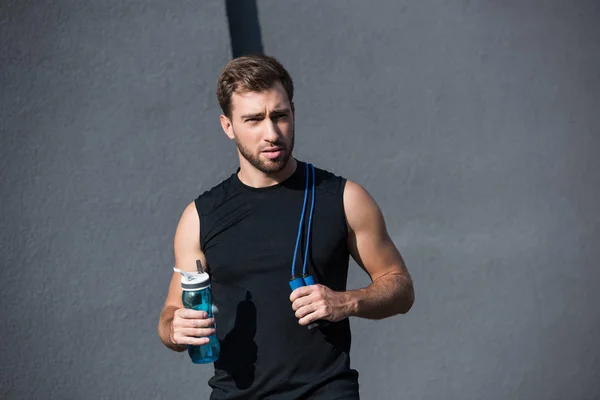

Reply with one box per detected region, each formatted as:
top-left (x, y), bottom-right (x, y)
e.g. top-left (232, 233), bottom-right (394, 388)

top-left (173, 267), bottom-right (210, 291)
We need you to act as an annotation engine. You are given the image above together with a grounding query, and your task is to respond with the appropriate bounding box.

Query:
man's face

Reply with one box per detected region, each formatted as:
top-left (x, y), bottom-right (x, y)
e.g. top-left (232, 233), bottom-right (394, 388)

top-left (221, 81), bottom-right (295, 174)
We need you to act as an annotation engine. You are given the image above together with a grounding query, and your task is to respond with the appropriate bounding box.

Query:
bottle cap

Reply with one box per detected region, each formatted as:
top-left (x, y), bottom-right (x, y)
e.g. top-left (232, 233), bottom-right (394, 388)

top-left (173, 267), bottom-right (210, 291)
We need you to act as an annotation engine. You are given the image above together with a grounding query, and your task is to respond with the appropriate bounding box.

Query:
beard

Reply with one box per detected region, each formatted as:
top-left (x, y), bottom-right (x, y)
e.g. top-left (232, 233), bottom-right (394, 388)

top-left (234, 130), bottom-right (295, 174)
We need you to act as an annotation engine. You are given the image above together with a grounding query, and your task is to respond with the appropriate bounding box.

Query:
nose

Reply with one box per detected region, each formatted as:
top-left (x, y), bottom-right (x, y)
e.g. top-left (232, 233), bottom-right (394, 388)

top-left (263, 118), bottom-right (281, 142)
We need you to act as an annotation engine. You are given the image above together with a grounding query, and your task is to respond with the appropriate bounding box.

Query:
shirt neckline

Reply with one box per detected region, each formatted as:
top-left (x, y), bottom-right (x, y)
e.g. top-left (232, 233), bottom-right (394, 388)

top-left (231, 159), bottom-right (306, 193)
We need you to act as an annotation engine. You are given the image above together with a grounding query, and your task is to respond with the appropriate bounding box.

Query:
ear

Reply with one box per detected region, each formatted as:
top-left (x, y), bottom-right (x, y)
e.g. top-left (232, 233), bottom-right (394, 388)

top-left (220, 114), bottom-right (235, 140)
top-left (290, 101), bottom-right (295, 121)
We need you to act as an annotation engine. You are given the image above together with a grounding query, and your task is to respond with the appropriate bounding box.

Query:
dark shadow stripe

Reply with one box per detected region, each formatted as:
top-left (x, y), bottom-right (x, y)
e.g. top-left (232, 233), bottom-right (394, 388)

top-left (225, 0), bottom-right (264, 58)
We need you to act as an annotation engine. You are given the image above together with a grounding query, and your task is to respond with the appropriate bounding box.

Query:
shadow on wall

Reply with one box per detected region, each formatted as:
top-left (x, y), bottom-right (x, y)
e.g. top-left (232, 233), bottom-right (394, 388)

top-left (225, 0), bottom-right (264, 58)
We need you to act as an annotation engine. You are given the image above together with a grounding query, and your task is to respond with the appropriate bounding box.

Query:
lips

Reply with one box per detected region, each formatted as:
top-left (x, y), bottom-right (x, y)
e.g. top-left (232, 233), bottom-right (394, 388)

top-left (262, 147), bottom-right (284, 159)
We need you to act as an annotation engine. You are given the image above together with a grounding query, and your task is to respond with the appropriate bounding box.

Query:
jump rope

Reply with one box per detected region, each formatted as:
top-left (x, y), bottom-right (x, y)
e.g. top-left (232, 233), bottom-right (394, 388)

top-left (288, 162), bottom-right (328, 329)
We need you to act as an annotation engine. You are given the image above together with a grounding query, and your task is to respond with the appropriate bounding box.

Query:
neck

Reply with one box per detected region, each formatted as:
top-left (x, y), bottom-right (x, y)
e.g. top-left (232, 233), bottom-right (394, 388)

top-left (237, 157), bottom-right (298, 188)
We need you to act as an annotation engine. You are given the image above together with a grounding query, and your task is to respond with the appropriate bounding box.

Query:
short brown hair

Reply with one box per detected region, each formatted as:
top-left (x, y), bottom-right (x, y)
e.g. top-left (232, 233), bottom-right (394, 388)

top-left (216, 55), bottom-right (294, 118)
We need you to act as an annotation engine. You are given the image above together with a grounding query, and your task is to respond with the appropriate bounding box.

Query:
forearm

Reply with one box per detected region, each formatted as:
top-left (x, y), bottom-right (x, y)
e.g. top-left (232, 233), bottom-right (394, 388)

top-left (346, 272), bottom-right (414, 320)
top-left (158, 305), bottom-right (188, 352)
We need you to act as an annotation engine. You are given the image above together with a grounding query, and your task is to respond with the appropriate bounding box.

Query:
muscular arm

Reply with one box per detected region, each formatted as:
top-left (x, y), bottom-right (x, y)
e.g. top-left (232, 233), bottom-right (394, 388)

top-left (157, 201), bottom-right (210, 351)
top-left (290, 180), bottom-right (414, 325)
top-left (343, 180), bottom-right (414, 319)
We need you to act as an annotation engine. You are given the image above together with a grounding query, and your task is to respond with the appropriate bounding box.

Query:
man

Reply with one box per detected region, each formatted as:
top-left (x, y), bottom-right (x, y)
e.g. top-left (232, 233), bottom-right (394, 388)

top-left (158, 54), bottom-right (414, 399)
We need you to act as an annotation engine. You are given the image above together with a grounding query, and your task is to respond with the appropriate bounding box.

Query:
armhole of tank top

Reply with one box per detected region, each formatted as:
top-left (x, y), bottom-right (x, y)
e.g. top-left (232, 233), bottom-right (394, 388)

top-left (315, 169), bottom-right (349, 238)
top-left (193, 197), bottom-right (205, 252)
top-left (339, 176), bottom-right (349, 238)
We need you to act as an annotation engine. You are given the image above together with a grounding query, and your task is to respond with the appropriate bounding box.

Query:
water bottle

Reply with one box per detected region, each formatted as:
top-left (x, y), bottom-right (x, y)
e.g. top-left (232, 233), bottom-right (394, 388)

top-left (174, 267), bottom-right (220, 364)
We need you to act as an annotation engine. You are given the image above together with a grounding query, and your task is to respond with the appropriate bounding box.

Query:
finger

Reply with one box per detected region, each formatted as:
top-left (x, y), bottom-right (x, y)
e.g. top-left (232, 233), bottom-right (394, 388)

top-left (192, 318), bottom-right (215, 328)
top-left (295, 303), bottom-right (318, 319)
top-left (175, 335), bottom-right (211, 346)
top-left (179, 327), bottom-right (216, 338)
top-left (175, 317), bottom-right (215, 329)
top-left (289, 285), bottom-right (315, 302)
top-left (291, 293), bottom-right (315, 311)
top-left (298, 308), bottom-right (326, 326)
top-left (176, 309), bottom-right (209, 319)
top-left (292, 285), bottom-right (328, 310)
top-left (187, 337), bottom-right (211, 345)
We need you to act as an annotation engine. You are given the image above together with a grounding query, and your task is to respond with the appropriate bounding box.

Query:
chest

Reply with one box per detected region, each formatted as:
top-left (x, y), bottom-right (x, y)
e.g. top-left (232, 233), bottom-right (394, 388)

top-left (201, 189), bottom-right (348, 288)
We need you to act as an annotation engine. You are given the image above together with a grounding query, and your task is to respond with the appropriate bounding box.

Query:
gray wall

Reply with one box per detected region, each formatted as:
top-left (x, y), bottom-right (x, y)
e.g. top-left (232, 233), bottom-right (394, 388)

top-left (1, 1), bottom-right (599, 399)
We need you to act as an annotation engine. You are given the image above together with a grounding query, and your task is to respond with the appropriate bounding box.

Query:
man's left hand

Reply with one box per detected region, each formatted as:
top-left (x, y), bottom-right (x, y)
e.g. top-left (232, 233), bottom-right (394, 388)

top-left (290, 284), bottom-right (355, 326)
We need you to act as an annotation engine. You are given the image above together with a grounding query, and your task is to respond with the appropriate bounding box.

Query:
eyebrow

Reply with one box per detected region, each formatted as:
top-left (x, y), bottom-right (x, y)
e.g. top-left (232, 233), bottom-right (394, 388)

top-left (241, 108), bottom-right (290, 120)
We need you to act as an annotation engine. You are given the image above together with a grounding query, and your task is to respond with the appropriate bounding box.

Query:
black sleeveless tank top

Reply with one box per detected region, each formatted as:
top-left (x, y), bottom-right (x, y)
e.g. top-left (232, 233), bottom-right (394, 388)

top-left (194, 160), bottom-right (359, 399)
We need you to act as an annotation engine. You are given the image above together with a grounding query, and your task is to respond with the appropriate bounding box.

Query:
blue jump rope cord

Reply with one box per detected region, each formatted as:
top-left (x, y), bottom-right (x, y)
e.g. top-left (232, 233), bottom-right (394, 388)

top-left (302, 164), bottom-right (316, 277)
top-left (290, 163), bottom-right (315, 278)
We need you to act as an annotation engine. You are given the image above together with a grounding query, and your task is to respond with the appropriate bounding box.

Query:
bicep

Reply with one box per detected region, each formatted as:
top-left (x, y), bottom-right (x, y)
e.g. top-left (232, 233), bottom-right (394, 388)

top-left (163, 201), bottom-right (207, 308)
top-left (344, 180), bottom-right (409, 281)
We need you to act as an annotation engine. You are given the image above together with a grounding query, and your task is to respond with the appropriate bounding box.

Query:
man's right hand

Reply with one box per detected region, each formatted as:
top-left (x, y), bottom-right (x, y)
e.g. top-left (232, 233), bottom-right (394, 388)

top-left (170, 309), bottom-right (216, 346)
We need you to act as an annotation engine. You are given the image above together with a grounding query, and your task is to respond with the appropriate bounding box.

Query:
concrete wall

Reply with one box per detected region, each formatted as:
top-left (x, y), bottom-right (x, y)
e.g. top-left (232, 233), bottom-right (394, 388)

top-left (2, 1), bottom-right (599, 399)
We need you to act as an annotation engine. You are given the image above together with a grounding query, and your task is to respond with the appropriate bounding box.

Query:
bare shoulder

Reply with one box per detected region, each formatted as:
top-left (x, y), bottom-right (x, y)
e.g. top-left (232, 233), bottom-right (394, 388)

top-left (342, 179), bottom-right (410, 282)
top-left (342, 179), bottom-right (385, 232)
top-left (173, 201), bottom-right (206, 273)
top-left (176, 201), bottom-right (200, 235)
